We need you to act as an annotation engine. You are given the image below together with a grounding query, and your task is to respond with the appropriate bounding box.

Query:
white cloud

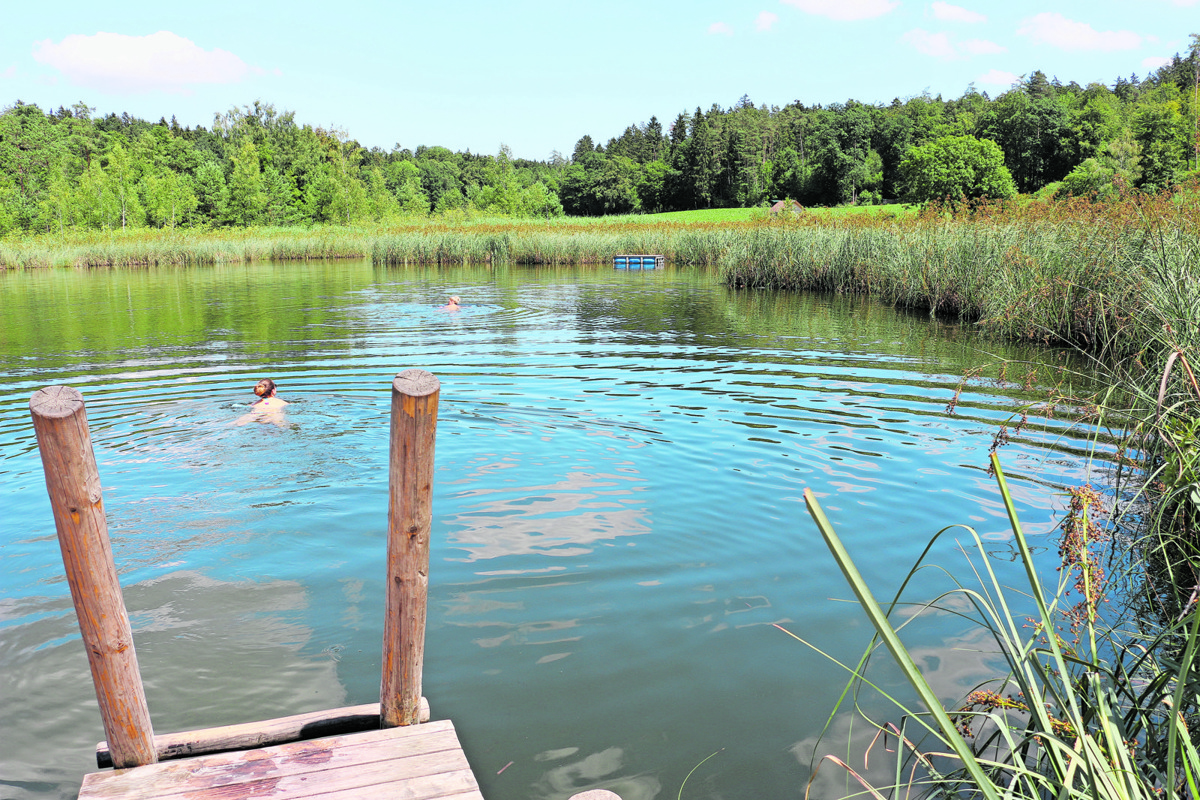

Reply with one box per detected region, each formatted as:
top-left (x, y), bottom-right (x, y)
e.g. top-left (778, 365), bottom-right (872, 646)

top-left (756, 11), bottom-right (780, 31)
top-left (1142, 55), bottom-right (1172, 69)
top-left (960, 38), bottom-right (1006, 55)
top-left (977, 68), bottom-right (1018, 87)
top-left (1017, 13), bottom-right (1140, 51)
top-left (902, 29), bottom-right (957, 58)
top-left (931, 2), bottom-right (986, 23)
top-left (780, 0), bottom-right (899, 22)
top-left (32, 31), bottom-right (263, 94)
top-left (708, 21), bottom-right (734, 35)
top-left (1, 65), bottom-right (16, 79)
top-left (902, 29), bottom-right (1004, 59)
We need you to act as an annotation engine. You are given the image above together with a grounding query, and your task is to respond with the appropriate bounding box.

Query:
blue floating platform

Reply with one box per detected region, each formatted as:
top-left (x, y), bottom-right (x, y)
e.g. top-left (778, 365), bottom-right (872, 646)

top-left (614, 254), bottom-right (664, 270)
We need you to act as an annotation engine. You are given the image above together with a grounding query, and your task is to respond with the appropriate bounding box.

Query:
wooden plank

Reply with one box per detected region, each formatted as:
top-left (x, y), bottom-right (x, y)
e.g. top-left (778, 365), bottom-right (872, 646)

top-left (296, 771), bottom-right (484, 800)
top-left (383, 370), bottom-right (440, 728)
top-left (80, 720), bottom-right (482, 800)
top-left (88, 720), bottom-right (459, 787)
top-left (96, 699), bottom-right (431, 767)
top-left (29, 385), bottom-right (156, 769)
top-left (99, 764), bottom-right (480, 800)
top-left (92, 745), bottom-right (469, 799)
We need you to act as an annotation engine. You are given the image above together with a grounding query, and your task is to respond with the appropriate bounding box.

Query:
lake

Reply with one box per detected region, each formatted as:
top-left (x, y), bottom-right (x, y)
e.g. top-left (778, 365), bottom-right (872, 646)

top-left (0, 260), bottom-right (1105, 799)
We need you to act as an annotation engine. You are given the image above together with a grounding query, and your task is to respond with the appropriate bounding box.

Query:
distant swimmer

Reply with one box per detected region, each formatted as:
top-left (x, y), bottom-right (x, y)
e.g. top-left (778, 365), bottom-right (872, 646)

top-left (440, 295), bottom-right (461, 311)
top-left (235, 378), bottom-right (289, 426)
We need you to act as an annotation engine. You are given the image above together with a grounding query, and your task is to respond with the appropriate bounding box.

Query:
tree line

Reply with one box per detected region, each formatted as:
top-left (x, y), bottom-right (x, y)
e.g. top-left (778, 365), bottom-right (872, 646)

top-left (566, 36), bottom-right (1199, 213)
top-left (0, 101), bottom-right (564, 235)
top-left (1, 37), bottom-right (1197, 233)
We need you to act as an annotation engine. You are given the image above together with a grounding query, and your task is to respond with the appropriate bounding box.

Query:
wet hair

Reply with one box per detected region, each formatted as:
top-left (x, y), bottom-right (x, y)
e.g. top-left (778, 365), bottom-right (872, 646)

top-left (254, 378), bottom-right (276, 399)
top-left (448, 295), bottom-right (460, 303)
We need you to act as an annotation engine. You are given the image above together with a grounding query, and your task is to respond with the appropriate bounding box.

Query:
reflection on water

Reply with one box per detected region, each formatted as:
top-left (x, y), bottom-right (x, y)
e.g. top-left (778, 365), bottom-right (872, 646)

top-left (0, 571), bottom-right (342, 800)
top-left (531, 746), bottom-right (663, 800)
top-left (0, 261), bottom-right (1109, 800)
top-left (448, 469), bottom-right (650, 561)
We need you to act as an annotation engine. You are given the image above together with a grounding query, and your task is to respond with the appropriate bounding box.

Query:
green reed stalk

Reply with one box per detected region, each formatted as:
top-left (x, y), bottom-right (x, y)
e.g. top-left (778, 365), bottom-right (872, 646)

top-left (803, 487), bottom-right (1004, 800)
top-left (798, 452), bottom-right (1200, 799)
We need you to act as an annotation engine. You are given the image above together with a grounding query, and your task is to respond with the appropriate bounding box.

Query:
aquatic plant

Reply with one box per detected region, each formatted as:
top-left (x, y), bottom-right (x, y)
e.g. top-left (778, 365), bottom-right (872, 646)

top-left (788, 453), bottom-right (1200, 799)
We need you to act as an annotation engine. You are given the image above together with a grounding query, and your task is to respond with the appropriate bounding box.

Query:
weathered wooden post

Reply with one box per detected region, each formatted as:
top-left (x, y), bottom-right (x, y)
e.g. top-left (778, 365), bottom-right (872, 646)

top-left (29, 385), bottom-right (156, 769)
top-left (381, 370), bottom-right (440, 728)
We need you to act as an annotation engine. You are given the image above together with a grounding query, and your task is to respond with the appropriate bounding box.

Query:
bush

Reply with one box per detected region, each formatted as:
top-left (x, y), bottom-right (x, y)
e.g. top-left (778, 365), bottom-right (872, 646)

top-left (899, 135), bottom-right (1017, 207)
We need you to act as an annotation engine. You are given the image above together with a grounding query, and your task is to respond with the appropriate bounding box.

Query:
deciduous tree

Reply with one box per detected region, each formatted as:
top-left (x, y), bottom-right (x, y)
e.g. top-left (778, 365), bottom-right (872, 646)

top-left (898, 134), bottom-right (1016, 206)
top-left (226, 139), bottom-right (266, 225)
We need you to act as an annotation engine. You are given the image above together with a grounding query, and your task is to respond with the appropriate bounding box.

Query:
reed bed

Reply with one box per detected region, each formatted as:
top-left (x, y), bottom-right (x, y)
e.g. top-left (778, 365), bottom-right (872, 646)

top-left (11, 193), bottom-right (1188, 360)
top-left (4, 195), bottom-right (1194, 366)
top-left (719, 190), bottom-right (1200, 358)
top-left (368, 225), bottom-right (747, 266)
top-left (0, 227), bottom-right (379, 268)
top-left (774, 192), bottom-right (1200, 800)
top-left (0, 217), bottom-right (764, 269)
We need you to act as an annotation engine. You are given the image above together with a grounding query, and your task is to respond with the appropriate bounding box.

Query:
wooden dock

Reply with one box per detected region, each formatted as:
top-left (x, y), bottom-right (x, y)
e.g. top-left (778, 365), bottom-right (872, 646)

top-left (79, 719), bottom-right (482, 800)
top-left (29, 371), bottom-right (487, 800)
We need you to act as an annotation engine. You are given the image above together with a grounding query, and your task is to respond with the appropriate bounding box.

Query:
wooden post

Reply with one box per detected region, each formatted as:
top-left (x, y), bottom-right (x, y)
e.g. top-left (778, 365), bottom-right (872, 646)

top-left (29, 385), bottom-right (156, 769)
top-left (381, 370), bottom-right (440, 728)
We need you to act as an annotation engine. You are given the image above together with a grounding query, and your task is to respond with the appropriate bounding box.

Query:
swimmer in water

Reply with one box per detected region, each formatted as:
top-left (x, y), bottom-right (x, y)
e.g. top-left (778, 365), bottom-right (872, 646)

top-left (441, 295), bottom-right (461, 310)
top-left (235, 378), bottom-right (289, 426)
top-left (252, 378), bottom-right (289, 410)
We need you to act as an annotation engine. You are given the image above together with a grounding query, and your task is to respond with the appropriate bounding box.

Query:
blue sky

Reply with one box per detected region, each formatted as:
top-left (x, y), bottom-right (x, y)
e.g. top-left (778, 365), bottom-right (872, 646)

top-left (2, 1), bottom-right (1196, 160)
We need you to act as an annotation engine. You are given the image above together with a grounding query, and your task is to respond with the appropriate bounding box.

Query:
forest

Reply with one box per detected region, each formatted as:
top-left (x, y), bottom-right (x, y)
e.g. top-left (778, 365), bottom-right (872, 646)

top-left (0, 37), bottom-right (1197, 235)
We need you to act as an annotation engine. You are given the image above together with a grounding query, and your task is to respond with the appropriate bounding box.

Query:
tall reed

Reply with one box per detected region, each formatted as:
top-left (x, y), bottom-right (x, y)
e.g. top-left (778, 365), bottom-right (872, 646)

top-left (0, 227), bottom-right (378, 268)
top-left (720, 190), bottom-right (1200, 360)
top-left (790, 453), bottom-right (1200, 799)
top-left (0, 218), bottom-right (762, 269)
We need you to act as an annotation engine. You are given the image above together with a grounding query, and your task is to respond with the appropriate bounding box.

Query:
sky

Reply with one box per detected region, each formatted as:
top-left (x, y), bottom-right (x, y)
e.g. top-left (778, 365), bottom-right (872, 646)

top-left (2, 1), bottom-right (1196, 161)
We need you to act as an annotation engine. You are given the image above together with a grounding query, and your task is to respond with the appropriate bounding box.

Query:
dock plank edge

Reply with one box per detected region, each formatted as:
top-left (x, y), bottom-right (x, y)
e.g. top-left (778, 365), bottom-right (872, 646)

top-left (96, 698), bottom-right (431, 768)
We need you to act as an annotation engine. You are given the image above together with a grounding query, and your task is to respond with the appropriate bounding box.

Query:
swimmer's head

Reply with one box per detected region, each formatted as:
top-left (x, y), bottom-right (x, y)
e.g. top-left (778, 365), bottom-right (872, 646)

top-left (254, 378), bottom-right (277, 398)
top-left (448, 295), bottom-right (461, 304)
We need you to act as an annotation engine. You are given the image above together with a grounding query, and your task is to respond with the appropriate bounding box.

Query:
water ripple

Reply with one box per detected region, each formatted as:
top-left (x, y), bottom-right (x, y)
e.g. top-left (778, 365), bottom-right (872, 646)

top-left (0, 262), bottom-right (1108, 800)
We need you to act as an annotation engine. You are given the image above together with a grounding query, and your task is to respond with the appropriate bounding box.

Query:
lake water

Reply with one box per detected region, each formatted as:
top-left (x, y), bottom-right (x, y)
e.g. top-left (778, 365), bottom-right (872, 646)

top-left (0, 261), bottom-right (1105, 800)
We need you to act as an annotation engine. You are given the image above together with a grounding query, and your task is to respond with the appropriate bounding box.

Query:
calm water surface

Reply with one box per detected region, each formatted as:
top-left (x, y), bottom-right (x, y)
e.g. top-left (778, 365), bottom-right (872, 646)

top-left (0, 261), bottom-right (1106, 800)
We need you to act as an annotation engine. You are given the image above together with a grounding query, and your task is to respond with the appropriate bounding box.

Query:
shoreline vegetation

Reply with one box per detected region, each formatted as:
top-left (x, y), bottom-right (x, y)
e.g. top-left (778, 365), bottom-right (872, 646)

top-left (799, 455), bottom-right (1200, 800)
top-left (721, 186), bottom-right (1200, 357)
top-left (1, 188), bottom-right (1192, 355)
top-left (0, 206), bottom-right (875, 273)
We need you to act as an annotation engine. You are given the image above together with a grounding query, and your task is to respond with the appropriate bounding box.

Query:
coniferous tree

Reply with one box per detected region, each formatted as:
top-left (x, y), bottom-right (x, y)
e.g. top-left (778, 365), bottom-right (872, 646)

top-left (572, 135), bottom-right (595, 162)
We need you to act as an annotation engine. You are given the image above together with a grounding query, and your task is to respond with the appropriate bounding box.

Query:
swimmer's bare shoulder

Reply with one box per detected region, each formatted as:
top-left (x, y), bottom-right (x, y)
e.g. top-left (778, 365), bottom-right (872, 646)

top-left (235, 378), bottom-right (290, 425)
